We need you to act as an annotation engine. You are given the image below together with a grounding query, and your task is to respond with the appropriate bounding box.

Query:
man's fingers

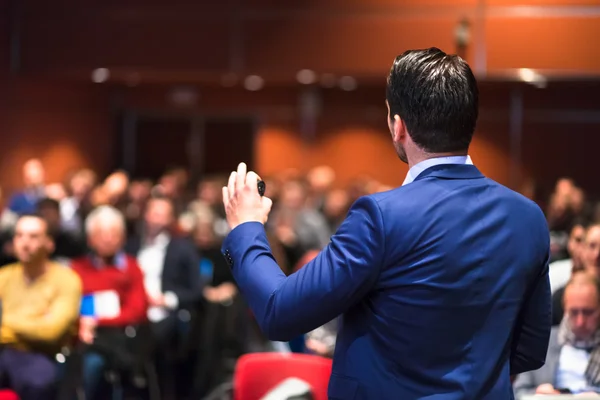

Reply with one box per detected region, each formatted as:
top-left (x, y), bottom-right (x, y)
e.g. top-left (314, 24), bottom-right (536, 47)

top-left (236, 162), bottom-right (247, 193)
top-left (222, 186), bottom-right (229, 209)
top-left (246, 171), bottom-right (259, 192)
top-left (228, 171), bottom-right (237, 199)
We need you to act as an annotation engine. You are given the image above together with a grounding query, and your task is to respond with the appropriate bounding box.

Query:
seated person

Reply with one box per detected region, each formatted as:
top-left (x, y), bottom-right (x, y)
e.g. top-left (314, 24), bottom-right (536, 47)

top-left (70, 206), bottom-right (148, 400)
top-left (126, 196), bottom-right (202, 398)
top-left (36, 197), bottom-right (87, 264)
top-left (513, 271), bottom-right (600, 398)
top-left (0, 214), bottom-right (81, 400)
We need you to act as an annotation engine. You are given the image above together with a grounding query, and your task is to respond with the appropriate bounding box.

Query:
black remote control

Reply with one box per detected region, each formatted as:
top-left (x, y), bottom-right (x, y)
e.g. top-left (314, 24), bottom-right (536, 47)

top-left (257, 180), bottom-right (266, 197)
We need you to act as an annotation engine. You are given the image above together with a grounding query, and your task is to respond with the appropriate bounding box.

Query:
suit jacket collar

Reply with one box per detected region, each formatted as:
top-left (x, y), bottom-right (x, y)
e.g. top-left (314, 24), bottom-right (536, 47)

top-left (413, 164), bottom-right (485, 183)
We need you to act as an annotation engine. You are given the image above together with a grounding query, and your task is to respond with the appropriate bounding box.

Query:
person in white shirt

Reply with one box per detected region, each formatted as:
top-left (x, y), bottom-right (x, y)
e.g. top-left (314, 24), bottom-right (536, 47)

top-left (549, 219), bottom-right (588, 294)
top-left (125, 196), bottom-right (202, 397)
top-left (514, 271), bottom-right (600, 398)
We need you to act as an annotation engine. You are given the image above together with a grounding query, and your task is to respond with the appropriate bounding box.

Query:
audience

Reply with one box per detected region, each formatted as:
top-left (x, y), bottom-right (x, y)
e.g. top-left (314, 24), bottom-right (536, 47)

top-left (0, 156), bottom-right (598, 398)
top-left (0, 214), bottom-right (81, 400)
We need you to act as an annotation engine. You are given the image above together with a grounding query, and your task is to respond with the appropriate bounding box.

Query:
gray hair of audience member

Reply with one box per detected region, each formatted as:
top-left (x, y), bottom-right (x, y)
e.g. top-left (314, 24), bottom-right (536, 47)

top-left (563, 270), bottom-right (600, 306)
top-left (85, 205), bottom-right (126, 235)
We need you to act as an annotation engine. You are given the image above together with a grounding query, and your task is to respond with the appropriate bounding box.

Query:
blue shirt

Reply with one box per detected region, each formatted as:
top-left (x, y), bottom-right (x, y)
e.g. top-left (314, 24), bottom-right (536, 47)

top-left (403, 155), bottom-right (473, 186)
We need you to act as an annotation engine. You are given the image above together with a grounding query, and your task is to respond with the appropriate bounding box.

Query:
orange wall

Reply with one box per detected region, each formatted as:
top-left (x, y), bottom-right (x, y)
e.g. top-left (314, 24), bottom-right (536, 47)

top-left (0, 78), bottom-right (114, 193)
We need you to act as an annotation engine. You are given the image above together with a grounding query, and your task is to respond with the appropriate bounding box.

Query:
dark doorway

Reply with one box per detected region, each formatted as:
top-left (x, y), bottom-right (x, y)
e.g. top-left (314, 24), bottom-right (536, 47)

top-left (117, 112), bottom-right (256, 182)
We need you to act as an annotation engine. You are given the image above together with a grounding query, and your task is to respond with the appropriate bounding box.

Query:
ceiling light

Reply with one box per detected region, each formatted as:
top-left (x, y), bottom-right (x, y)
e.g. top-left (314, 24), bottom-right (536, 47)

top-left (296, 69), bottom-right (317, 85)
top-left (244, 75), bottom-right (264, 91)
top-left (91, 68), bottom-right (110, 83)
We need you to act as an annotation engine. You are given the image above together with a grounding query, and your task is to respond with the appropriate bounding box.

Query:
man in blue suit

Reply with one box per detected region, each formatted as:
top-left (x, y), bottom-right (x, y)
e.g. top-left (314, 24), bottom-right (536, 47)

top-left (221, 47), bottom-right (551, 399)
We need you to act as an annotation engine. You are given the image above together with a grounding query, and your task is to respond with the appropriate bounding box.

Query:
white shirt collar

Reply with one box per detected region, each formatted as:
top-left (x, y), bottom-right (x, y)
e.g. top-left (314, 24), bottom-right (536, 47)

top-left (402, 155), bottom-right (473, 186)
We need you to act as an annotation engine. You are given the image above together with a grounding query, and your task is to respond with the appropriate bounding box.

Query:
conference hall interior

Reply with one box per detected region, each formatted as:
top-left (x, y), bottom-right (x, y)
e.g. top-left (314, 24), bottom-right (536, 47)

top-left (0, 0), bottom-right (598, 399)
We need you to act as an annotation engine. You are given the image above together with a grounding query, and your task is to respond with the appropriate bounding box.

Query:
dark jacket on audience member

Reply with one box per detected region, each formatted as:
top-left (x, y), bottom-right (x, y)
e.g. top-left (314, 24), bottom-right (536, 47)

top-left (126, 236), bottom-right (202, 306)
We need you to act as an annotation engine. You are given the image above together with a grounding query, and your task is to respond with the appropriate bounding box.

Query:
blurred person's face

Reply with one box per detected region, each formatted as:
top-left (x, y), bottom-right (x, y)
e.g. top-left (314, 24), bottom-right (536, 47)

top-left (308, 166), bottom-right (335, 193)
top-left (323, 190), bottom-right (349, 219)
top-left (193, 221), bottom-right (216, 248)
top-left (556, 178), bottom-right (574, 196)
top-left (45, 183), bottom-right (67, 201)
top-left (23, 159), bottom-right (45, 187)
top-left (583, 226), bottom-right (600, 276)
top-left (569, 224), bottom-right (587, 269)
top-left (104, 173), bottom-right (128, 199)
top-left (159, 175), bottom-right (178, 198)
top-left (144, 199), bottom-right (173, 237)
top-left (71, 173), bottom-right (95, 198)
top-left (198, 181), bottom-right (221, 205)
top-left (88, 223), bottom-right (124, 258)
top-left (564, 283), bottom-right (600, 341)
top-left (129, 181), bottom-right (152, 203)
top-left (571, 188), bottom-right (585, 211)
top-left (280, 182), bottom-right (306, 210)
top-left (13, 216), bottom-right (53, 264)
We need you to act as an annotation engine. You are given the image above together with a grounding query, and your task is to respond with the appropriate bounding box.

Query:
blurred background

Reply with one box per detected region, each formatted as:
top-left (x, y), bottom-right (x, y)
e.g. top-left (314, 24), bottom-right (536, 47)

top-left (0, 0), bottom-right (599, 399)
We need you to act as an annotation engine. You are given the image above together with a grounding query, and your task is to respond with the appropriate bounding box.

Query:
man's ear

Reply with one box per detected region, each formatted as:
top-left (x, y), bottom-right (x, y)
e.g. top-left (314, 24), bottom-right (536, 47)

top-left (392, 114), bottom-right (406, 142)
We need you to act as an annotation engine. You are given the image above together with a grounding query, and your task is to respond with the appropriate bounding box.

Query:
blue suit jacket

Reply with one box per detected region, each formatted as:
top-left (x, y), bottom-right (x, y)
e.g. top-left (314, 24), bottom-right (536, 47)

top-left (222, 164), bottom-right (552, 399)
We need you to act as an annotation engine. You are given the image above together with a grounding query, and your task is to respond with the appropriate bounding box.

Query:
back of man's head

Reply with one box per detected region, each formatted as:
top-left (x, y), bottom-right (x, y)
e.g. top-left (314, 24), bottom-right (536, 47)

top-left (386, 47), bottom-right (479, 153)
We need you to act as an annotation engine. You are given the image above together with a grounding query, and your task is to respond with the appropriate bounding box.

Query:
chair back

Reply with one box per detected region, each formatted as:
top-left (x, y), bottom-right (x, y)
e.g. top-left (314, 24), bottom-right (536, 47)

top-left (233, 352), bottom-right (332, 400)
top-left (0, 390), bottom-right (19, 400)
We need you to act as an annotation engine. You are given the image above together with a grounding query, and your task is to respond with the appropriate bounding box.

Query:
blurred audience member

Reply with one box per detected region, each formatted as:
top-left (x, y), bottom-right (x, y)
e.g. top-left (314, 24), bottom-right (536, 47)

top-left (554, 224), bottom-right (600, 325)
top-left (0, 214), bottom-right (81, 400)
top-left (44, 182), bottom-right (67, 202)
top-left (269, 180), bottom-right (330, 267)
top-left (70, 206), bottom-right (147, 400)
top-left (127, 195), bottom-right (201, 398)
top-left (322, 189), bottom-right (350, 234)
top-left (7, 159), bottom-right (46, 216)
top-left (550, 219), bottom-right (588, 294)
top-left (306, 166), bottom-right (335, 210)
top-left (36, 198), bottom-right (87, 263)
top-left (192, 210), bottom-right (236, 304)
top-left (514, 271), bottom-right (600, 397)
top-left (60, 168), bottom-right (96, 237)
top-left (124, 178), bottom-right (153, 236)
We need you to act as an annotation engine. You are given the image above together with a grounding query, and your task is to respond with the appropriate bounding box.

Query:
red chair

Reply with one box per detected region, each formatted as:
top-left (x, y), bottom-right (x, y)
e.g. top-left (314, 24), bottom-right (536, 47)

top-left (233, 352), bottom-right (332, 400)
top-left (0, 390), bottom-right (19, 400)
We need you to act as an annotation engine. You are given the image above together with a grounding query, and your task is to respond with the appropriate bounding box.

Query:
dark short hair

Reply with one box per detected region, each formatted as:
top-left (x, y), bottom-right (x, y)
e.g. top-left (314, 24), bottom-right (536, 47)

top-left (36, 197), bottom-right (60, 212)
top-left (386, 47), bottom-right (479, 153)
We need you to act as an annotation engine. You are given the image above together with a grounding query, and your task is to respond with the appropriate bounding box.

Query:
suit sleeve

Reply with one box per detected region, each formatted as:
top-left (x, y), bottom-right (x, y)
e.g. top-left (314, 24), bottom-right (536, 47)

top-left (510, 236), bottom-right (552, 375)
top-left (223, 196), bottom-right (385, 341)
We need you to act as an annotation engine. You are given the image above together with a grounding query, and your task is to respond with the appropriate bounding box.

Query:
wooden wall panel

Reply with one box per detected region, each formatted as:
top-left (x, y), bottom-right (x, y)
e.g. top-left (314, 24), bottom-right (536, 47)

top-left (21, 13), bottom-right (231, 71)
top-left (0, 79), bottom-right (114, 193)
top-left (486, 17), bottom-right (600, 71)
top-left (245, 0), bottom-right (476, 7)
top-left (487, 0), bottom-right (600, 5)
top-left (244, 16), bottom-right (461, 74)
